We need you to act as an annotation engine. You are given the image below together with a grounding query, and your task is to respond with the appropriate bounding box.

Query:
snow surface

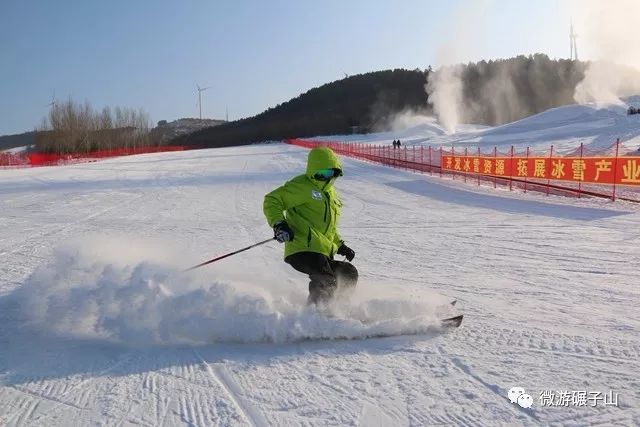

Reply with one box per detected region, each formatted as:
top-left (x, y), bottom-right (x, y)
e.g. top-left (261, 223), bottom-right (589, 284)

top-left (1, 136), bottom-right (639, 425)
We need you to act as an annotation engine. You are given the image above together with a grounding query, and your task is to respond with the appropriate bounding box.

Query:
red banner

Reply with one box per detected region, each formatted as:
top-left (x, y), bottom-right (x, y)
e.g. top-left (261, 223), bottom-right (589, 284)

top-left (442, 155), bottom-right (640, 186)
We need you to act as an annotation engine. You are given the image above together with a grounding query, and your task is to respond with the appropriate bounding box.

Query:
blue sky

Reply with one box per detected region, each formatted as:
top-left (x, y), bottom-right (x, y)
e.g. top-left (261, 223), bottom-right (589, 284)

top-left (1, 0), bottom-right (575, 135)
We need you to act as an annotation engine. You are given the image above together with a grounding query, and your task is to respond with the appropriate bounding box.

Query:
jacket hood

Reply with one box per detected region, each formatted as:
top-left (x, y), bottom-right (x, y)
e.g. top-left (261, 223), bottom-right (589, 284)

top-left (305, 147), bottom-right (343, 180)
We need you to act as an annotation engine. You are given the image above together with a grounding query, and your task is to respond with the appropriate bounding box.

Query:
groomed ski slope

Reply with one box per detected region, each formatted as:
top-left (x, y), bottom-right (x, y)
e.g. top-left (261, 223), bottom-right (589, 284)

top-left (0, 142), bottom-right (639, 426)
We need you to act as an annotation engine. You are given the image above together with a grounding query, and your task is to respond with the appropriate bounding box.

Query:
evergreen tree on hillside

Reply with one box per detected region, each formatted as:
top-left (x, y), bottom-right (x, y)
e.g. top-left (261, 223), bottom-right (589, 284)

top-left (177, 55), bottom-right (591, 148)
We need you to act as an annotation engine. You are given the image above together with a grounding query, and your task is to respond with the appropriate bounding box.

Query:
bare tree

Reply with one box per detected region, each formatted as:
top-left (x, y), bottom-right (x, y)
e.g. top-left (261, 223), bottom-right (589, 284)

top-left (35, 99), bottom-right (152, 154)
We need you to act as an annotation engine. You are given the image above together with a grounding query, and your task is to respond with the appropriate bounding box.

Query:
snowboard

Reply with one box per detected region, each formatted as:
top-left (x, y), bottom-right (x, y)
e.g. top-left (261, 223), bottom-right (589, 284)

top-left (441, 314), bottom-right (464, 328)
top-left (436, 299), bottom-right (462, 328)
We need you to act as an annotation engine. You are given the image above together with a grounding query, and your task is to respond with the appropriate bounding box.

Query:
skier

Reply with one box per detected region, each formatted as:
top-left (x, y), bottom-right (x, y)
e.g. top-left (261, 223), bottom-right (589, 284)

top-left (263, 147), bottom-right (358, 305)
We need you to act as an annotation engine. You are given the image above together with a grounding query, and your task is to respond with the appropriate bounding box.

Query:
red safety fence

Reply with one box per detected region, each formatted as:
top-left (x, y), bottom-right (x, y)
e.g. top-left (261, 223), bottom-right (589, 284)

top-left (0, 152), bottom-right (28, 167)
top-left (286, 138), bottom-right (640, 203)
top-left (0, 145), bottom-right (195, 168)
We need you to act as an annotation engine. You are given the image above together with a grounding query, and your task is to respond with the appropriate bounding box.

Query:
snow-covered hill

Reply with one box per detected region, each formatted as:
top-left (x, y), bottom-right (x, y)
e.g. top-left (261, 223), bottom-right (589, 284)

top-left (0, 138), bottom-right (638, 425)
top-left (317, 102), bottom-right (640, 155)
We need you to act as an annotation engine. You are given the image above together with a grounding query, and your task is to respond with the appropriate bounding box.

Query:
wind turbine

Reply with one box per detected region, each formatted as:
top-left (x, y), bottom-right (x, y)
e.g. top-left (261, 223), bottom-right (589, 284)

top-left (45, 89), bottom-right (56, 109)
top-left (196, 84), bottom-right (210, 120)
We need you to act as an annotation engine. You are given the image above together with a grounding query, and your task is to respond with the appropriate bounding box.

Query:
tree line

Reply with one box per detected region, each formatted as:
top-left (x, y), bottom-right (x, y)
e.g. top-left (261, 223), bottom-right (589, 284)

top-left (177, 54), bottom-right (592, 149)
top-left (35, 99), bottom-right (153, 154)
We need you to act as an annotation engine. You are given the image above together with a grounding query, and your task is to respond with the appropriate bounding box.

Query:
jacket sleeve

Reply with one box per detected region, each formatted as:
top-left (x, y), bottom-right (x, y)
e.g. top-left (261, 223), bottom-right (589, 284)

top-left (332, 189), bottom-right (343, 246)
top-left (263, 180), bottom-right (307, 227)
top-left (333, 232), bottom-right (343, 247)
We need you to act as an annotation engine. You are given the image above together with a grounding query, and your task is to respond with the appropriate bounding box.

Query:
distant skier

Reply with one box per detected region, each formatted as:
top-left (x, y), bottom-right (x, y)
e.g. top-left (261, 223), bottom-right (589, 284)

top-left (263, 147), bottom-right (358, 305)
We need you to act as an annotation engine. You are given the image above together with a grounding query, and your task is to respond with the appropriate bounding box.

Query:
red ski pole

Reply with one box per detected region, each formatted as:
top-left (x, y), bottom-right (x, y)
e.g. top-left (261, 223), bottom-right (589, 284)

top-left (184, 237), bottom-right (275, 272)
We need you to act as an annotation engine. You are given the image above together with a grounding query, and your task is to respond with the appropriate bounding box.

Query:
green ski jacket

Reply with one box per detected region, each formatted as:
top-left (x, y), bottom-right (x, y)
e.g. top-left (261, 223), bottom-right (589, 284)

top-left (263, 147), bottom-right (344, 258)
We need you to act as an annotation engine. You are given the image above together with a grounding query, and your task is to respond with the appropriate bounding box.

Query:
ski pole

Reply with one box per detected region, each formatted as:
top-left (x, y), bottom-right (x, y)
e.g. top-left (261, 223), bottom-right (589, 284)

top-left (183, 237), bottom-right (275, 272)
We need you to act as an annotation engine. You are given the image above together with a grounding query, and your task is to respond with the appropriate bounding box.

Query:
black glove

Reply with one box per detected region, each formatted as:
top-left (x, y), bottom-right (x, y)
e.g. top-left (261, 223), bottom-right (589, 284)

top-left (273, 221), bottom-right (294, 243)
top-left (337, 243), bottom-right (355, 262)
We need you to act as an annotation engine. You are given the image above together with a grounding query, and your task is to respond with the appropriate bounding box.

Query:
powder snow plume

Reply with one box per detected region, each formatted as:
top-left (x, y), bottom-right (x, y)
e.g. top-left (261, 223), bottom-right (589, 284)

top-left (8, 239), bottom-right (453, 346)
top-left (424, 0), bottom-right (491, 133)
top-left (573, 0), bottom-right (640, 105)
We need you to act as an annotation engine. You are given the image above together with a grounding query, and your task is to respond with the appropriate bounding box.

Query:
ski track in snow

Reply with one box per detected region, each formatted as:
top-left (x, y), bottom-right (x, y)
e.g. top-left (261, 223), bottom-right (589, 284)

top-left (1, 141), bottom-right (639, 426)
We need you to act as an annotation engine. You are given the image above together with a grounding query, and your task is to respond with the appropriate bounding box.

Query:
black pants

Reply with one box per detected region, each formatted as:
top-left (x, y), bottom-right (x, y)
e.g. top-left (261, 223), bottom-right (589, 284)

top-left (285, 252), bottom-right (358, 305)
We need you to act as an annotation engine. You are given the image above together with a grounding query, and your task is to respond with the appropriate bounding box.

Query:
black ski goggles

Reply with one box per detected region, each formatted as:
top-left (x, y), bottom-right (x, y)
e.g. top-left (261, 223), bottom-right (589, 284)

top-left (313, 168), bottom-right (342, 181)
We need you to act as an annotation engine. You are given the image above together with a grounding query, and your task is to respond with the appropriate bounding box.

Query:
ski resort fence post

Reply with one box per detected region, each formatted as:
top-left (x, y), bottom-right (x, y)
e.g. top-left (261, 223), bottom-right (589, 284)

top-left (464, 147), bottom-right (468, 183)
top-left (509, 145), bottom-right (514, 191)
top-left (390, 144), bottom-right (393, 167)
top-left (524, 146), bottom-right (529, 193)
top-left (547, 145), bottom-right (553, 196)
top-left (493, 147), bottom-right (497, 188)
top-left (420, 145), bottom-right (424, 173)
top-left (413, 145), bottom-right (416, 172)
top-left (391, 145), bottom-right (394, 168)
top-left (440, 147), bottom-right (443, 178)
top-left (392, 144), bottom-right (395, 168)
top-left (429, 146), bottom-right (433, 175)
top-left (612, 138), bottom-right (620, 201)
top-left (578, 143), bottom-right (584, 198)
top-left (477, 146), bottom-right (481, 186)
top-left (404, 145), bottom-right (408, 170)
top-left (452, 145), bottom-right (455, 180)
